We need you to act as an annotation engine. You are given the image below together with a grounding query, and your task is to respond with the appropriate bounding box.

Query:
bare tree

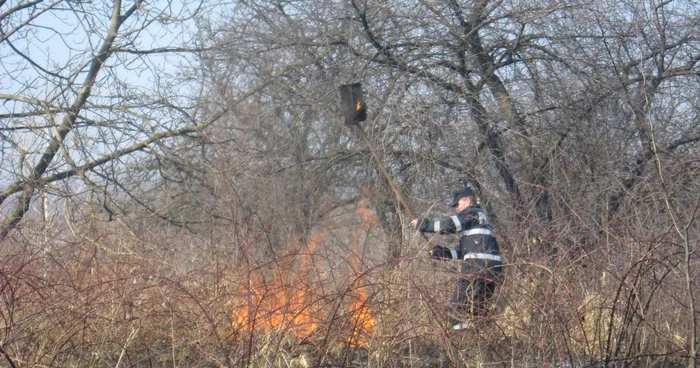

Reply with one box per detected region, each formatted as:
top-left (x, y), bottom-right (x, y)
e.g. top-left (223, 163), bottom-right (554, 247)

top-left (3, 0), bottom-right (699, 366)
top-left (196, 0), bottom-right (700, 365)
top-left (0, 0), bottom-right (224, 238)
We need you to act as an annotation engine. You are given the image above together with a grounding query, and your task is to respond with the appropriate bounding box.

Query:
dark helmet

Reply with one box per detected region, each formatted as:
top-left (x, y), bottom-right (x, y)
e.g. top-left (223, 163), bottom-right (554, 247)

top-left (449, 187), bottom-right (474, 207)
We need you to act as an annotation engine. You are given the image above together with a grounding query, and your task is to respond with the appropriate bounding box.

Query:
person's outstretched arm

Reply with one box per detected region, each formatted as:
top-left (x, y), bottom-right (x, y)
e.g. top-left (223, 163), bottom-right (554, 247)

top-left (411, 215), bottom-right (462, 235)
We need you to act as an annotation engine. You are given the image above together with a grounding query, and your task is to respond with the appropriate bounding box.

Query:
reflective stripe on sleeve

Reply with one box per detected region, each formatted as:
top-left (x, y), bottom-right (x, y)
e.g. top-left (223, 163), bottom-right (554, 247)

top-left (450, 215), bottom-right (462, 232)
top-left (460, 228), bottom-right (494, 237)
top-left (463, 253), bottom-right (503, 262)
top-left (433, 221), bottom-right (441, 232)
top-left (449, 248), bottom-right (459, 260)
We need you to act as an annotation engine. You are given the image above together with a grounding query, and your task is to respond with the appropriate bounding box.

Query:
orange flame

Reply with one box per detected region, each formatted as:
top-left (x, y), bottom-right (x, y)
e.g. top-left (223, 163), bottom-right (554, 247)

top-left (345, 201), bottom-right (376, 347)
top-left (356, 101), bottom-right (363, 112)
top-left (233, 271), bottom-right (322, 340)
top-left (232, 205), bottom-right (377, 346)
top-left (346, 284), bottom-right (375, 347)
top-left (233, 233), bottom-right (326, 341)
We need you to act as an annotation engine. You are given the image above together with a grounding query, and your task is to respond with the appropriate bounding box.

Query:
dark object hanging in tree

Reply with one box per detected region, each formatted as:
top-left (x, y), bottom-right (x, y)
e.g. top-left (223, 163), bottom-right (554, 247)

top-left (339, 83), bottom-right (367, 126)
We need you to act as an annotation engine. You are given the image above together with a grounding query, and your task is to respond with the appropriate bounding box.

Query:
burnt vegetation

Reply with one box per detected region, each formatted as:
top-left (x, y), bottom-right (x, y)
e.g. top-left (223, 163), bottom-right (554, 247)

top-left (0, 0), bottom-right (699, 367)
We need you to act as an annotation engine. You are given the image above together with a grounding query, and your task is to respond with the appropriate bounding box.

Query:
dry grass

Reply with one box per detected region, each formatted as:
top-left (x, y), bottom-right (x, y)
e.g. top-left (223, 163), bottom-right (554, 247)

top-left (0, 210), bottom-right (694, 368)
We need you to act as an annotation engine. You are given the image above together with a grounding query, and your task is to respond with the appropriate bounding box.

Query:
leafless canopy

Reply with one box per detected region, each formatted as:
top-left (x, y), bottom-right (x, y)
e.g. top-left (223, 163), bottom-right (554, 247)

top-left (1, 0), bottom-right (699, 366)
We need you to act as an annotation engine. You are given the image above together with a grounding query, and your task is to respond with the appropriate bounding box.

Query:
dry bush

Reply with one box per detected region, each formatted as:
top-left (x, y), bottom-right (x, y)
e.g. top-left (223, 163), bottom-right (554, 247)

top-left (1, 189), bottom-right (696, 368)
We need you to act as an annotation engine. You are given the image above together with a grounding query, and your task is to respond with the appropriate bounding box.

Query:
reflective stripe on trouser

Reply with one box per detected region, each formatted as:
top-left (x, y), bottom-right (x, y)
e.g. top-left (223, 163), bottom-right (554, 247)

top-left (463, 252), bottom-right (502, 262)
top-left (460, 228), bottom-right (494, 237)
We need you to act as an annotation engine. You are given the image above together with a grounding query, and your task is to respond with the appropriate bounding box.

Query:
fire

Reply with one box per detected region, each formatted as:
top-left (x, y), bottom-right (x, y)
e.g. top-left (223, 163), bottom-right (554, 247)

top-left (356, 101), bottom-right (363, 112)
top-left (233, 232), bottom-right (326, 341)
top-left (232, 211), bottom-right (377, 347)
top-left (345, 200), bottom-right (376, 347)
top-left (233, 272), bottom-right (322, 340)
top-left (346, 283), bottom-right (375, 347)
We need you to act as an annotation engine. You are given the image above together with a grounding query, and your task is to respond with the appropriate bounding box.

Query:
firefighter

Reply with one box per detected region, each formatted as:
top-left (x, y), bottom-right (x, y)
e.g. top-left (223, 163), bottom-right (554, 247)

top-left (410, 187), bottom-right (502, 330)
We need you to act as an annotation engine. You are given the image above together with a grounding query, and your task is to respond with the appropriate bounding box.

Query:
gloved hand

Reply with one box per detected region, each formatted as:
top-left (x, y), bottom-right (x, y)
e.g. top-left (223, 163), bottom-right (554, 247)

top-left (429, 245), bottom-right (452, 260)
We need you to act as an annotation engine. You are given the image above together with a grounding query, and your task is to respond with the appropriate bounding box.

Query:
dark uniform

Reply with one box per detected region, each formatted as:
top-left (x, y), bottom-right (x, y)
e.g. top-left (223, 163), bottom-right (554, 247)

top-left (415, 188), bottom-right (502, 327)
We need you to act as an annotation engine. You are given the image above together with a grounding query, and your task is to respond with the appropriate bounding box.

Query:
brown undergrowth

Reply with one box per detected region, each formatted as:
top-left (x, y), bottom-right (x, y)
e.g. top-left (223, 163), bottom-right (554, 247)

top-left (0, 209), bottom-right (694, 367)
